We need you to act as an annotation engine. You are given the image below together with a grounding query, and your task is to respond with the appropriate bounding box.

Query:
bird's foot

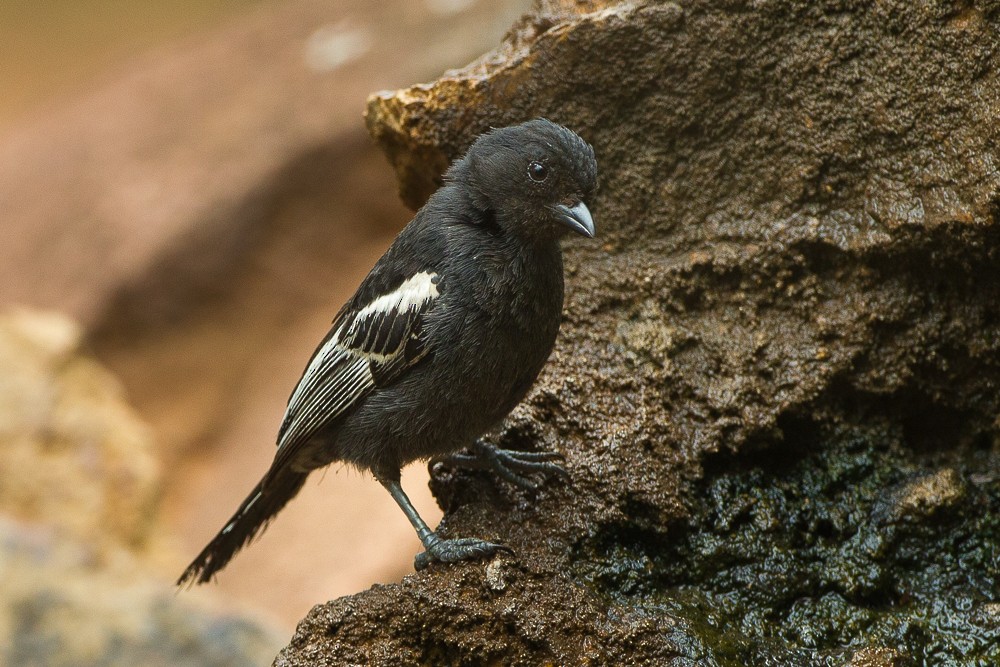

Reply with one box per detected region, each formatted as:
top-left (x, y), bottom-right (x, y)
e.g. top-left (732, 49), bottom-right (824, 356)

top-left (444, 439), bottom-right (568, 490)
top-left (414, 536), bottom-right (512, 571)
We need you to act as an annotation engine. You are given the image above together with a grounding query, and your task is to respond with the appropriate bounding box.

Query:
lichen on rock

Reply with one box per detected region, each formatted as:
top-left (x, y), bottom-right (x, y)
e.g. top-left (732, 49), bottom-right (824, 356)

top-left (282, 0), bottom-right (1000, 664)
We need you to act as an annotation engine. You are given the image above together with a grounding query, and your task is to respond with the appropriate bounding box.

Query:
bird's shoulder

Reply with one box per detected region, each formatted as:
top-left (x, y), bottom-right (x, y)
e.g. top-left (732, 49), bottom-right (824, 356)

top-left (272, 210), bottom-right (456, 461)
top-left (348, 190), bottom-right (508, 300)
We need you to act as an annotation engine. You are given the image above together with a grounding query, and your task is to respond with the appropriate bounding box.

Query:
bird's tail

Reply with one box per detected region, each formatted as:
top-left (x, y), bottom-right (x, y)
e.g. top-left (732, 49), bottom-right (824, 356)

top-left (177, 466), bottom-right (308, 586)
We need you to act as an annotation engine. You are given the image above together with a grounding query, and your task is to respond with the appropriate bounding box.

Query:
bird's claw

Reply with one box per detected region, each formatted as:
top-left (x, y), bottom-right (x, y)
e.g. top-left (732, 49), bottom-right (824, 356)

top-left (414, 536), bottom-right (513, 571)
top-left (449, 439), bottom-right (568, 490)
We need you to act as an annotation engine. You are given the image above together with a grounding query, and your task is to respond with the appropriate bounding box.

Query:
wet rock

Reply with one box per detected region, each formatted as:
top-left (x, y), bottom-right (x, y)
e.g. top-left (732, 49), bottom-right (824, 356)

top-left (846, 647), bottom-right (905, 667)
top-left (283, 0), bottom-right (1000, 664)
top-left (572, 431), bottom-right (999, 665)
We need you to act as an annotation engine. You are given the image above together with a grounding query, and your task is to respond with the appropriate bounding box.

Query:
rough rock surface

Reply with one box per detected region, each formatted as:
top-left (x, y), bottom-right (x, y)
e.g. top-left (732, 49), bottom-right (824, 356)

top-left (275, 0), bottom-right (1000, 666)
top-left (279, 0), bottom-right (1000, 664)
top-left (0, 310), bottom-right (283, 666)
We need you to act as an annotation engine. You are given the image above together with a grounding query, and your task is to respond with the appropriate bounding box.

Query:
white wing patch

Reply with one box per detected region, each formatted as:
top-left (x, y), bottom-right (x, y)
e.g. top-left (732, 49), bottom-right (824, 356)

top-left (355, 271), bottom-right (439, 330)
top-left (276, 271), bottom-right (439, 455)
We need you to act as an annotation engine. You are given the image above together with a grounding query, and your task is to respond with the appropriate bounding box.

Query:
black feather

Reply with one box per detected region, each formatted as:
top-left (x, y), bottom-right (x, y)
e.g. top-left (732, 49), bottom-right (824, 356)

top-left (179, 119), bottom-right (598, 583)
top-left (177, 466), bottom-right (307, 586)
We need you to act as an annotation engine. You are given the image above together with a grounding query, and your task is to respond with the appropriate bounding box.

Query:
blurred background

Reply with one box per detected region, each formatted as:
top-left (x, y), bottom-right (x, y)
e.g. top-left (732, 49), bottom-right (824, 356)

top-left (0, 0), bottom-right (530, 663)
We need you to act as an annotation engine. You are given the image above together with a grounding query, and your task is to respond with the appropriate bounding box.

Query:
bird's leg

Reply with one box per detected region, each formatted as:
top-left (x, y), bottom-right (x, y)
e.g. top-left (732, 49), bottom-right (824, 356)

top-left (377, 474), bottom-right (511, 571)
top-left (445, 438), bottom-right (568, 490)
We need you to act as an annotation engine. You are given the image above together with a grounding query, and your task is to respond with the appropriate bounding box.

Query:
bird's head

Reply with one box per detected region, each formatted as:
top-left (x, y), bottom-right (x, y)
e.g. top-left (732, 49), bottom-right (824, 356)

top-left (456, 119), bottom-right (598, 241)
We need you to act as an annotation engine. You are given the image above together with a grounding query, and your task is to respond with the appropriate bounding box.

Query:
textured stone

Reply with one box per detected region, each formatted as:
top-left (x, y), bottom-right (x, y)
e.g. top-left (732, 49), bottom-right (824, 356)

top-left (279, 0), bottom-right (1000, 663)
top-left (846, 647), bottom-right (906, 667)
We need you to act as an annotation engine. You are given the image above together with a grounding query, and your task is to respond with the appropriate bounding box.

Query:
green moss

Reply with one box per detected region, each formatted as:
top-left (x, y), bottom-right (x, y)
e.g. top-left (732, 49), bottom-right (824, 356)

top-left (574, 419), bottom-right (1000, 666)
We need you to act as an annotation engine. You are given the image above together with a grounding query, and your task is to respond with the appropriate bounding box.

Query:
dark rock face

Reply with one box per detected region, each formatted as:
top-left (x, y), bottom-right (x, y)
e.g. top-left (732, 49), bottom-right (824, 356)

top-left (280, 1), bottom-right (1000, 664)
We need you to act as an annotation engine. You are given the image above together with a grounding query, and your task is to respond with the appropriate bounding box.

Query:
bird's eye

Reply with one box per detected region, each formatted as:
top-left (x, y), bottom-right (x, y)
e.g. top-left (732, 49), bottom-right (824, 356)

top-left (527, 161), bottom-right (549, 182)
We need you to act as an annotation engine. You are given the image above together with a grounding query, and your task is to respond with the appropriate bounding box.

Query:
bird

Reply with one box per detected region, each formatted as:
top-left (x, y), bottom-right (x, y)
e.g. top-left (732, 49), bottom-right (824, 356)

top-left (178, 118), bottom-right (598, 585)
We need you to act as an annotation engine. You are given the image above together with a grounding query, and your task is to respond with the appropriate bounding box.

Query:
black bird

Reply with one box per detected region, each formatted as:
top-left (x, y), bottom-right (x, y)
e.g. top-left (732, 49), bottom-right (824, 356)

top-left (178, 119), bottom-right (598, 585)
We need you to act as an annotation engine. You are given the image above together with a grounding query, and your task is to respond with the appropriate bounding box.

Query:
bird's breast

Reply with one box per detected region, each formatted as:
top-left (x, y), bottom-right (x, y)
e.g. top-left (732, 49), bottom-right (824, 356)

top-left (446, 242), bottom-right (564, 402)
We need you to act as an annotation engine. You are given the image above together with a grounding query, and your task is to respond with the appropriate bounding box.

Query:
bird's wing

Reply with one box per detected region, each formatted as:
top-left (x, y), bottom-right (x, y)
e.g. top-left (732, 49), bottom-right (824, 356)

top-left (271, 270), bottom-right (441, 471)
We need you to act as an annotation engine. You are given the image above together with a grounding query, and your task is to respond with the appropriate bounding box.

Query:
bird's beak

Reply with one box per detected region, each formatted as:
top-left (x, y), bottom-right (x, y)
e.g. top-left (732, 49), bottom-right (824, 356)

top-left (554, 202), bottom-right (596, 238)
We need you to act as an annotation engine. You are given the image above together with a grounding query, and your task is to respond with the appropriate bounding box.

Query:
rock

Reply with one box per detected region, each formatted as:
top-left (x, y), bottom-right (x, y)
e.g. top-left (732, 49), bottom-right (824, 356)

top-left (280, 0), bottom-right (1000, 664)
top-left (0, 310), bottom-right (283, 665)
top-left (0, 517), bottom-right (282, 667)
top-left (0, 309), bottom-right (159, 553)
top-left (875, 468), bottom-right (966, 524)
top-left (846, 647), bottom-right (905, 667)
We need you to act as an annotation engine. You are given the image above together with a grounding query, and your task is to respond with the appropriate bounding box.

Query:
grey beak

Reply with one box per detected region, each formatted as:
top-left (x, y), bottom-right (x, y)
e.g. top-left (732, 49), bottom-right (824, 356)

top-left (554, 201), bottom-right (596, 238)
